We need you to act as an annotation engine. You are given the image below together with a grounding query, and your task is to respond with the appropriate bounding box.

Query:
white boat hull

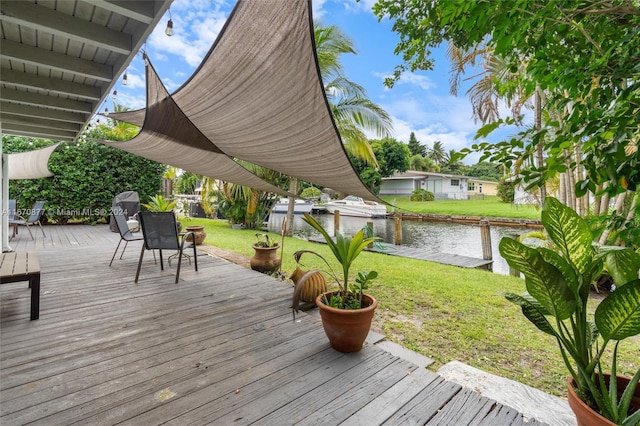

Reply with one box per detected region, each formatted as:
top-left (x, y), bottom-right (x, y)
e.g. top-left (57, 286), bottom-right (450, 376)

top-left (271, 200), bottom-right (313, 214)
top-left (324, 196), bottom-right (387, 218)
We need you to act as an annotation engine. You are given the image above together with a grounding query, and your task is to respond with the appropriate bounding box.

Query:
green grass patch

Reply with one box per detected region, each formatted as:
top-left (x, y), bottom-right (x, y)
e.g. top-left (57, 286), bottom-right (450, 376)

top-left (183, 217), bottom-right (639, 397)
top-left (382, 195), bottom-right (541, 220)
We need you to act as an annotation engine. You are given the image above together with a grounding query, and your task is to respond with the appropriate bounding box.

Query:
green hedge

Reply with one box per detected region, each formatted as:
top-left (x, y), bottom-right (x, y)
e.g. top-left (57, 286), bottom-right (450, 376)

top-left (4, 136), bottom-right (165, 224)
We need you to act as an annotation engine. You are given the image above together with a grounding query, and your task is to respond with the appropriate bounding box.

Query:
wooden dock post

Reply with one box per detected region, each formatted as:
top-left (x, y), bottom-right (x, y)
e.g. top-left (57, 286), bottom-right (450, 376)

top-left (394, 217), bottom-right (402, 245)
top-left (334, 210), bottom-right (340, 237)
top-left (480, 219), bottom-right (493, 271)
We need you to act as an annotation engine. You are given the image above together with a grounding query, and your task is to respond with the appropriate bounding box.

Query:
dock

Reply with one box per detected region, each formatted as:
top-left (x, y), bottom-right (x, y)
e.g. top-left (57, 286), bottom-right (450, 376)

top-left (308, 237), bottom-right (494, 271)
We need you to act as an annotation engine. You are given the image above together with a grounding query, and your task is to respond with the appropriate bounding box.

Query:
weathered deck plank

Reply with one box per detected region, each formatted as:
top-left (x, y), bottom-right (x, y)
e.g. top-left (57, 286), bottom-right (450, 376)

top-left (1, 225), bottom-right (547, 425)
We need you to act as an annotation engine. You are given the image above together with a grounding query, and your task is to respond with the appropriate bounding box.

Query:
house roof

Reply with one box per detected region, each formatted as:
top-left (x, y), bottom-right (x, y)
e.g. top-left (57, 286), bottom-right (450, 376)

top-left (0, 0), bottom-right (172, 142)
top-left (382, 170), bottom-right (471, 181)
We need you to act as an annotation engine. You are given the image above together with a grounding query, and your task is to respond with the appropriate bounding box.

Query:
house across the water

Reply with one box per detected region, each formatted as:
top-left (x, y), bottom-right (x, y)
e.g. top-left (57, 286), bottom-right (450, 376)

top-left (380, 171), bottom-right (499, 200)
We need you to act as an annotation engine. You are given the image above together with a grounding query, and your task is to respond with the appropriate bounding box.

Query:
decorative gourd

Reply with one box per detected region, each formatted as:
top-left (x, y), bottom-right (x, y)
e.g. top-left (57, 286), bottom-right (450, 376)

top-left (290, 267), bottom-right (326, 303)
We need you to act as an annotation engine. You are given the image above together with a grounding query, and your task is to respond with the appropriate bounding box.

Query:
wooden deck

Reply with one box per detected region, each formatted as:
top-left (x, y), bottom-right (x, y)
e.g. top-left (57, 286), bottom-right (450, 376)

top-left (1, 225), bottom-right (546, 425)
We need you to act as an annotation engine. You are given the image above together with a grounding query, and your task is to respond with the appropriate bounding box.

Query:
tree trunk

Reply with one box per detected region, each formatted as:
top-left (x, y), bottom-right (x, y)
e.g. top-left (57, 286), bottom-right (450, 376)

top-left (285, 177), bottom-right (297, 237)
top-left (534, 87), bottom-right (546, 207)
top-left (599, 190), bottom-right (610, 216)
top-left (574, 144), bottom-right (585, 217)
top-left (593, 184), bottom-right (602, 217)
top-left (617, 192), bottom-right (638, 246)
top-left (559, 172), bottom-right (567, 205)
top-left (598, 191), bottom-right (627, 245)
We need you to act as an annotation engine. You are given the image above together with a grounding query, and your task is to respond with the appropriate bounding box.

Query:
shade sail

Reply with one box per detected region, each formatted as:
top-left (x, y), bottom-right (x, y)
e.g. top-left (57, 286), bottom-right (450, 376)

top-left (108, 0), bottom-right (380, 202)
top-left (102, 58), bottom-right (292, 198)
top-left (7, 143), bottom-right (60, 180)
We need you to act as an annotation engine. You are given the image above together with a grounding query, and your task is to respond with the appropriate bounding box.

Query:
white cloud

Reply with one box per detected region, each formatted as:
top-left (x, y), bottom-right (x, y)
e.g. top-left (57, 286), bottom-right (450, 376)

top-left (115, 92), bottom-right (146, 111)
top-left (122, 71), bottom-right (145, 90)
top-left (380, 72), bottom-right (437, 91)
top-left (146, 0), bottom-right (228, 69)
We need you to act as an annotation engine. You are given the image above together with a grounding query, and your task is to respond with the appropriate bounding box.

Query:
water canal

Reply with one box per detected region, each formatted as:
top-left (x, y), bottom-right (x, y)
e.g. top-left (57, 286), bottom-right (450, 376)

top-left (267, 213), bottom-right (530, 275)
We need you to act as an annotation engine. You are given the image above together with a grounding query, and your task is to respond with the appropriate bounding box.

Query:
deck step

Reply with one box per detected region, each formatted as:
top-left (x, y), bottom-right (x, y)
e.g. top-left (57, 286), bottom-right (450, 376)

top-left (438, 360), bottom-right (576, 426)
top-left (340, 368), bottom-right (440, 425)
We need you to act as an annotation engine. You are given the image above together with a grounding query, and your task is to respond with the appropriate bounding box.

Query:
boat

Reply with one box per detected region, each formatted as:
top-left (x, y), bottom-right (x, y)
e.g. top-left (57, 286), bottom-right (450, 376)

top-left (270, 198), bottom-right (314, 214)
top-left (324, 196), bottom-right (387, 218)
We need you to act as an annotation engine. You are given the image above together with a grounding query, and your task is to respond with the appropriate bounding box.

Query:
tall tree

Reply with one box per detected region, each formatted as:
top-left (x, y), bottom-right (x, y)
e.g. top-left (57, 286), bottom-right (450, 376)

top-left (314, 23), bottom-right (393, 167)
top-left (372, 0), bottom-right (640, 197)
top-left (429, 141), bottom-right (446, 165)
top-left (407, 132), bottom-right (427, 157)
top-left (372, 0), bottom-right (640, 246)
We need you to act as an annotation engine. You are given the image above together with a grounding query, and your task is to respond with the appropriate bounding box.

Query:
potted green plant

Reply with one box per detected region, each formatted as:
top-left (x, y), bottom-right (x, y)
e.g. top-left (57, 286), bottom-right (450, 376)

top-left (142, 194), bottom-right (177, 212)
top-left (293, 213), bottom-right (379, 352)
top-left (500, 197), bottom-right (640, 426)
top-left (250, 233), bottom-right (281, 274)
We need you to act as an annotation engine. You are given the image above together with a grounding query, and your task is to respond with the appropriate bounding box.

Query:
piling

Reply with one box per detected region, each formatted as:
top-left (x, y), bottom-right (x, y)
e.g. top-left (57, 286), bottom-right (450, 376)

top-left (480, 219), bottom-right (493, 272)
top-left (394, 217), bottom-right (402, 245)
top-left (333, 210), bottom-right (340, 237)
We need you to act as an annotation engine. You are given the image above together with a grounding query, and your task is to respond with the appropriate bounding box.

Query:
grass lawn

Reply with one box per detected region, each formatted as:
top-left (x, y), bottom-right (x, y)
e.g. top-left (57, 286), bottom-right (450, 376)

top-left (382, 195), bottom-right (541, 220)
top-left (182, 217), bottom-right (639, 398)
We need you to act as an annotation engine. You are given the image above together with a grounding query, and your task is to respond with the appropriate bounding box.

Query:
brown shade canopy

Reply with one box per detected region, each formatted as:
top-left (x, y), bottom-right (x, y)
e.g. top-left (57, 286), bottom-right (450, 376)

top-left (102, 58), bottom-right (292, 197)
top-left (107, 0), bottom-right (381, 202)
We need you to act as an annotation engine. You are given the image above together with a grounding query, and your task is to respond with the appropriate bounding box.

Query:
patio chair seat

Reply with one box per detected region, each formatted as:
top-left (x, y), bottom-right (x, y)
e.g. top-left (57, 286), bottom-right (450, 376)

top-left (135, 211), bottom-right (198, 284)
top-left (109, 208), bottom-right (146, 266)
top-left (9, 200), bottom-right (46, 239)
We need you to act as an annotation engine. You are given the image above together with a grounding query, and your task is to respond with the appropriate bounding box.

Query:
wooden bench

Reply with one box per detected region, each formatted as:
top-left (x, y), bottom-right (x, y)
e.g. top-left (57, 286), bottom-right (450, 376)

top-left (0, 252), bottom-right (40, 320)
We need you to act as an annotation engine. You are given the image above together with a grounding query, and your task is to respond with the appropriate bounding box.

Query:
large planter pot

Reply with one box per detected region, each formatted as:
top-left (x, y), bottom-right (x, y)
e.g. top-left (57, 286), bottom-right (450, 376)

top-left (184, 225), bottom-right (206, 245)
top-left (250, 245), bottom-right (281, 274)
top-left (568, 375), bottom-right (640, 426)
top-left (316, 291), bottom-right (378, 353)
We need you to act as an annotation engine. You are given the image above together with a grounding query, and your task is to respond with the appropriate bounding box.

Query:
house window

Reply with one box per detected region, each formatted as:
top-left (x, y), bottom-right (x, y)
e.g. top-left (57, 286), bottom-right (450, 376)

top-left (468, 182), bottom-right (475, 191)
top-left (451, 179), bottom-right (459, 186)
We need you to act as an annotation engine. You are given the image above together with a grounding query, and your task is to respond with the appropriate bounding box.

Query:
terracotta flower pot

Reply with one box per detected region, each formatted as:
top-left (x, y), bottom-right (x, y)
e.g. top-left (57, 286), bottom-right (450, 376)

top-left (567, 375), bottom-right (640, 426)
top-left (316, 291), bottom-right (377, 353)
top-left (250, 245), bottom-right (281, 274)
top-left (184, 225), bottom-right (206, 245)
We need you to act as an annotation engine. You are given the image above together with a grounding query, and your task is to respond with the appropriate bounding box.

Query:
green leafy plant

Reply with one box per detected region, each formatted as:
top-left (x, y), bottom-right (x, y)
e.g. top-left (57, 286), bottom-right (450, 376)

top-left (254, 233), bottom-right (278, 248)
top-left (4, 136), bottom-right (164, 224)
top-left (410, 189), bottom-right (434, 202)
top-left (501, 197), bottom-right (640, 425)
top-left (294, 213), bottom-right (378, 309)
top-left (142, 194), bottom-right (176, 212)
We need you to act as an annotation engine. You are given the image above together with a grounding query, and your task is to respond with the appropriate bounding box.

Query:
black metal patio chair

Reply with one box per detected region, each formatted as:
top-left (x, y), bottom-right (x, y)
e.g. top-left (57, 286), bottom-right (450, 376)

top-left (109, 209), bottom-right (146, 267)
top-left (9, 200), bottom-right (47, 239)
top-left (135, 211), bottom-right (198, 284)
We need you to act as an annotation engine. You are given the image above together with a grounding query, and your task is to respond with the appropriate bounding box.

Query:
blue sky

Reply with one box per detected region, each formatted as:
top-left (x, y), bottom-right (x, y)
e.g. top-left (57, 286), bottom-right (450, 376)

top-left (112, 0), bottom-right (522, 165)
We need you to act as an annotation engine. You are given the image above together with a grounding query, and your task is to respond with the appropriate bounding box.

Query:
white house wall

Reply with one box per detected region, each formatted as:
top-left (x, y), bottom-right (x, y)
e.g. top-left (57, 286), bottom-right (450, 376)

top-left (380, 175), bottom-right (469, 199)
top-left (379, 179), bottom-right (415, 195)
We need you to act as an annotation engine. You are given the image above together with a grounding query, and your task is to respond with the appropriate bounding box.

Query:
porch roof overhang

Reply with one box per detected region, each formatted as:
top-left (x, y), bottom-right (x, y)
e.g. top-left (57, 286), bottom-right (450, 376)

top-left (0, 0), bottom-right (172, 142)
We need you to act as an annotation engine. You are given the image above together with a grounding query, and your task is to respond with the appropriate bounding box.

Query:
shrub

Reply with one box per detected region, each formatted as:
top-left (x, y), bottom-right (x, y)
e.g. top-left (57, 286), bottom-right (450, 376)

top-left (300, 186), bottom-right (321, 199)
top-left (5, 136), bottom-right (165, 224)
top-left (497, 177), bottom-right (515, 203)
top-left (410, 189), bottom-right (434, 201)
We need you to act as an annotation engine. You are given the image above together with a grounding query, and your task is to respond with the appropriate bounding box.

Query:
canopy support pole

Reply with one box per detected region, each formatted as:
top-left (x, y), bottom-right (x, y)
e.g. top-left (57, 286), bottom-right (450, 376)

top-left (2, 142), bottom-right (14, 252)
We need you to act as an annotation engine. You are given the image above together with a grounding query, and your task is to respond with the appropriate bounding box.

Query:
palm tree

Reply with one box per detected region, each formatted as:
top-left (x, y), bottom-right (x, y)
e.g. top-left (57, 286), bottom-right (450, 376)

top-left (444, 149), bottom-right (463, 171)
top-left (429, 141), bottom-right (446, 165)
top-left (315, 23), bottom-right (392, 167)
